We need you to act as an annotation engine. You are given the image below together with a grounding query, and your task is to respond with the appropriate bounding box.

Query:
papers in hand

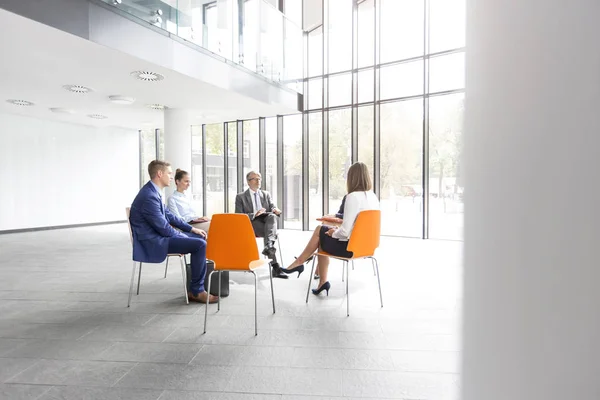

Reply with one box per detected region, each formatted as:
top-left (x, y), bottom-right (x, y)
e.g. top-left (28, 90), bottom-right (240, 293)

top-left (316, 216), bottom-right (342, 223)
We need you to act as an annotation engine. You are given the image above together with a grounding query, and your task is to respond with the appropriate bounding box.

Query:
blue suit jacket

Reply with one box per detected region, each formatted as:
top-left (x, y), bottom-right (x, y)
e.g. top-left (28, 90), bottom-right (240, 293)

top-left (129, 181), bottom-right (192, 263)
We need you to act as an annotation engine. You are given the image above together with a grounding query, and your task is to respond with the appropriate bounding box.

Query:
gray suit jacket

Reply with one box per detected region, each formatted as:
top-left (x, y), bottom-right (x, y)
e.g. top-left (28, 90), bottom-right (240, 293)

top-left (235, 189), bottom-right (277, 220)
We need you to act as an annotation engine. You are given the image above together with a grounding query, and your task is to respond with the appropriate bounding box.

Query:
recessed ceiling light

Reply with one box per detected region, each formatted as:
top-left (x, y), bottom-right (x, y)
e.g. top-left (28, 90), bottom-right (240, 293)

top-left (88, 114), bottom-right (108, 119)
top-left (131, 70), bottom-right (165, 82)
top-left (146, 104), bottom-right (166, 110)
top-left (6, 99), bottom-right (34, 106)
top-left (63, 85), bottom-right (93, 94)
top-left (109, 95), bottom-right (135, 105)
top-left (50, 107), bottom-right (75, 114)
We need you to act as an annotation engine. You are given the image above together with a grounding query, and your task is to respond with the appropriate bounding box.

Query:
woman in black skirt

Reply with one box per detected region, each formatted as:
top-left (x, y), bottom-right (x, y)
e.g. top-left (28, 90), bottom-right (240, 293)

top-left (282, 162), bottom-right (380, 295)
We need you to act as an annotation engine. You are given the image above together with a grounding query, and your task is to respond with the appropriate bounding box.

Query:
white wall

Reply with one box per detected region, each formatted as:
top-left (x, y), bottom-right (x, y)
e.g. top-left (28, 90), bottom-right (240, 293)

top-left (0, 112), bottom-right (139, 231)
top-left (303, 0), bottom-right (322, 31)
top-left (463, 1), bottom-right (600, 399)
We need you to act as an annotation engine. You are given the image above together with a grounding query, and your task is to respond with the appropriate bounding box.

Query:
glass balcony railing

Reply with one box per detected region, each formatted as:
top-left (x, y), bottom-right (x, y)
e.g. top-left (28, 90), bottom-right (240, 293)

top-left (102, 0), bottom-right (303, 91)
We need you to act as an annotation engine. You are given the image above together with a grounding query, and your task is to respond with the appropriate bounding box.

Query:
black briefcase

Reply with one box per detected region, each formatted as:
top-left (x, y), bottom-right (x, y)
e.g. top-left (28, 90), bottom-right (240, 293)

top-left (187, 261), bottom-right (230, 297)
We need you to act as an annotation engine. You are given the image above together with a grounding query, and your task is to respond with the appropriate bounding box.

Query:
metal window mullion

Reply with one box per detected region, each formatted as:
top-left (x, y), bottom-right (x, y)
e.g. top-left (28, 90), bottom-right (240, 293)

top-left (258, 117), bottom-right (266, 181)
top-left (373, 0), bottom-right (381, 199)
top-left (323, 110), bottom-right (330, 215)
top-left (422, 0), bottom-right (431, 239)
top-left (276, 116), bottom-right (284, 229)
top-left (223, 122), bottom-right (229, 213)
top-left (351, 0), bottom-right (359, 163)
top-left (237, 120), bottom-right (244, 193)
top-left (323, 0), bottom-right (330, 214)
top-left (302, 112), bottom-right (309, 230)
top-left (202, 125), bottom-right (208, 216)
top-left (302, 30), bottom-right (310, 230)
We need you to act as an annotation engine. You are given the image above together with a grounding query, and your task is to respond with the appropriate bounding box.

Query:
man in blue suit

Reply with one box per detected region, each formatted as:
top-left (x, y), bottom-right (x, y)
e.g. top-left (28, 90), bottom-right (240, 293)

top-left (129, 160), bottom-right (217, 304)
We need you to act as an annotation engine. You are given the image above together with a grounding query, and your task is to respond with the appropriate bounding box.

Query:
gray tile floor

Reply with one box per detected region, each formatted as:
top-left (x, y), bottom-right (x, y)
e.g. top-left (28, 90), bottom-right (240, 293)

top-left (0, 224), bottom-right (462, 400)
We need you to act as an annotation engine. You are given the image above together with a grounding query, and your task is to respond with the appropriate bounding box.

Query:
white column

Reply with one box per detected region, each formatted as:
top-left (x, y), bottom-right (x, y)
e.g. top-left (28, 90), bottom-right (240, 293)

top-left (163, 108), bottom-right (192, 199)
top-left (463, 1), bottom-right (600, 400)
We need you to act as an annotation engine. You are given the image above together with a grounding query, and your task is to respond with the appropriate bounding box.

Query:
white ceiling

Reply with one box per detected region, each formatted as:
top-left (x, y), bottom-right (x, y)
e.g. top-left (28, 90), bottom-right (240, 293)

top-left (0, 7), bottom-right (296, 130)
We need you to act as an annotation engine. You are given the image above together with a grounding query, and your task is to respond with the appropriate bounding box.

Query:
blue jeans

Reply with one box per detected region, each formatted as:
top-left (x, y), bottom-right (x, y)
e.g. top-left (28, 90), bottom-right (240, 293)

top-left (167, 232), bottom-right (206, 295)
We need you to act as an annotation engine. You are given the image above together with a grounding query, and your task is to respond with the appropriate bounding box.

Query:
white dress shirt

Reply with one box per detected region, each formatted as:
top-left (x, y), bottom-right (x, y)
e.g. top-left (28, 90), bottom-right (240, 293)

top-left (332, 190), bottom-right (380, 241)
top-left (167, 190), bottom-right (199, 222)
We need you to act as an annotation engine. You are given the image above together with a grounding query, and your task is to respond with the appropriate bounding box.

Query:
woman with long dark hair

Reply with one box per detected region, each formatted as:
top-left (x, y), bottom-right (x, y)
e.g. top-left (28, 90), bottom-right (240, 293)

top-left (282, 162), bottom-right (379, 295)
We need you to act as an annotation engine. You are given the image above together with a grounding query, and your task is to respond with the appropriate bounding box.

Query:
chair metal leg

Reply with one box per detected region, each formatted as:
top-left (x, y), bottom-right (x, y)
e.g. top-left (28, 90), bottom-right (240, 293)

top-left (251, 270), bottom-right (258, 336)
top-left (179, 256), bottom-right (189, 305)
top-left (371, 257), bottom-right (376, 276)
top-left (276, 236), bottom-right (284, 267)
top-left (348, 261), bottom-right (354, 294)
top-left (373, 257), bottom-right (383, 308)
top-left (203, 270), bottom-right (215, 334)
top-left (346, 261), bottom-right (350, 317)
top-left (164, 256), bottom-right (169, 278)
top-left (136, 262), bottom-right (143, 295)
top-left (306, 256), bottom-right (317, 303)
top-left (342, 261), bottom-right (345, 282)
top-left (217, 271), bottom-right (222, 312)
top-left (269, 260), bottom-right (276, 314)
top-left (127, 261), bottom-right (137, 307)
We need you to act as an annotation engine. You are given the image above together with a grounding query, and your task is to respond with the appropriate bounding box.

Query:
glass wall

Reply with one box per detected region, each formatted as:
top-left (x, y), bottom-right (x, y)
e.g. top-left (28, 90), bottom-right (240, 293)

top-left (204, 123), bottom-right (225, 215)
top-left (428, 93), bottom-right (464, 239)
top-left (283, 114), bottom-right (303, 229)
top-left (190, 0), bottom-right (465, 239)
top-left (190, 125), bottom-right (203, 214)
top-left (264, 117), bottom-right (278, 199)
top-left (328, 108), bottom-right (351, 214)
top-left (226, 122), bottom-right (237, 212)
top-left (308, 112), bottom-right (323, 229)
top-left (380, 99), bottom-right (423, 237)
top-left (102, 0), bottom-right (302, 84)
top-left (357, 105), bottom-right (374, 187)
top-left (243, 120), bottom-right (260, 180)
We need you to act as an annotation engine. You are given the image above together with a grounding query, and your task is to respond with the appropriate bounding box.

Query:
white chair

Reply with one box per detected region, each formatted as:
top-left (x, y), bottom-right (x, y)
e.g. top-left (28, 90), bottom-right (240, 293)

top-left (125, 207), bottom-right (188, 307)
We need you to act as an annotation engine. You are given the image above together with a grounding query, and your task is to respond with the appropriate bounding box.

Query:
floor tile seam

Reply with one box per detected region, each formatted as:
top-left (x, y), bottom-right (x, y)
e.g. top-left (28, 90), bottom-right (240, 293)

top-left (0, 382), bottom-right (56, 389)
top-left (13, 358), bottom-right (457, 374)
top-left (155, 339), bottom-right (421, 351)
top-left (110, 361), bottom-right (140, 388)
top-left (155, 388), bottom-right (285, 398)
top-left (0, 337), bottom-right (454, 352)
top-left (2, 358), bottom-right (44, 384)
top-left (141, 314), bottom-right (167, 326)
top-left (185, 344), bottom-right (206, 365)
top-left (32, 384), bottom-right (55, 400)
top-left (1, 357), bottom-right (148, 366)
top-left (0, 355), bottom-right (207, 365)
top-left (160, 326), bottom-right (186, 343)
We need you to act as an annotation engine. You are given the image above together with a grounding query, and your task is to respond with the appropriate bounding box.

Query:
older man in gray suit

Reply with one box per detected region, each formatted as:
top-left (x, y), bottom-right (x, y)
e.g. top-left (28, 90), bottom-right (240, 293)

top-left (235, 171), bottom-right (287, 279)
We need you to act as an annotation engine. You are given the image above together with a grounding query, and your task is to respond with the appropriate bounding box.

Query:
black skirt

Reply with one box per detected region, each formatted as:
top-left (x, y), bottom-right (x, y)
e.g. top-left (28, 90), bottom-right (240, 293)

top-left (319, 225), bottom-right (353, 258)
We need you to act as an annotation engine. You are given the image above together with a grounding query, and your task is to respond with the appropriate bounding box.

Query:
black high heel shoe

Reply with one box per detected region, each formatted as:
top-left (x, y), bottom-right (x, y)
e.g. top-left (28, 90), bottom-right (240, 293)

top-left (312, 281), bottom-right (331, 296)
top-left (281, 264), bottom-right (304, 278)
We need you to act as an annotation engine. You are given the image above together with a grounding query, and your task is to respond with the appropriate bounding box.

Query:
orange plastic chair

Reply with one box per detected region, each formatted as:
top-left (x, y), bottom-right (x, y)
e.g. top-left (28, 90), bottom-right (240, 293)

top-left (305, 209), bottom-right (382, 316)
top-left (125, 207), bottom-right (188, 307)
top-left (204, 213), bottom-right (274, 336)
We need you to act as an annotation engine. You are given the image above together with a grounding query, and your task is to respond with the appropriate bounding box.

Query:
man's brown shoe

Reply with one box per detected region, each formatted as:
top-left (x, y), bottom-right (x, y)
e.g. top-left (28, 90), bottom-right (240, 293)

top-left (188, 291), bottom-right (219, 304)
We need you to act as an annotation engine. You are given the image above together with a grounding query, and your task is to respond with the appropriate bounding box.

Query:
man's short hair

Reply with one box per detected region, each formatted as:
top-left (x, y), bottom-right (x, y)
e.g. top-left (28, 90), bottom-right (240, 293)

top-left (246, 170), bottom-right (261, 181)
top-left (148, 160), bottom-right (171, 179)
